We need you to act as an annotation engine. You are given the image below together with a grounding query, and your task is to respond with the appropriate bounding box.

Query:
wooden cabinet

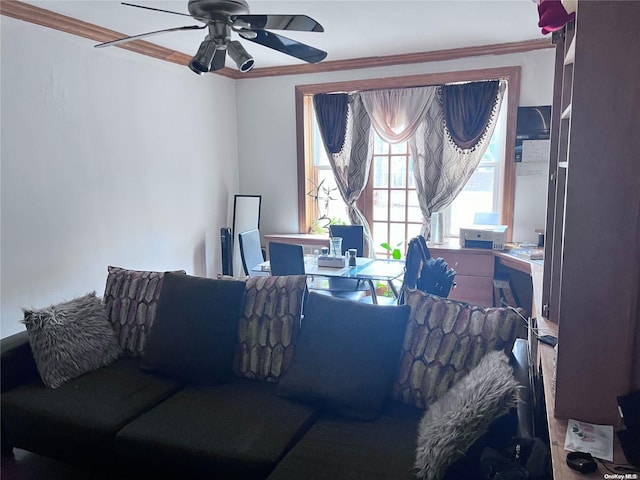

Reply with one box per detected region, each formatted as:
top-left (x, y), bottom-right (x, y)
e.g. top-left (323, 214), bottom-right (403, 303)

top-left (428, 244), bottom-right (495, 307)
top-left (542, 1), bottom-right (640, 425)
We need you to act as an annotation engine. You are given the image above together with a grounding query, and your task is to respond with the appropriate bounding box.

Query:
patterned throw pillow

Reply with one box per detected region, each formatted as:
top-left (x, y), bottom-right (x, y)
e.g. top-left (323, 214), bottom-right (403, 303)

top-left (103, 266), bottom-right (186, 356)
top-left (22, 292), bottom-right (122, 389)
top-left (223, 275), bottom-right (307, 381)
top-left (393, 288), bottom-right (523, 409)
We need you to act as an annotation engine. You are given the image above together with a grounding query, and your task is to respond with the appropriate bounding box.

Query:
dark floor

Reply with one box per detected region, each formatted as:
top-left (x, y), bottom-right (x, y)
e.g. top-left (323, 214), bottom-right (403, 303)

top-left (1, 449), bottom-right (119, 480)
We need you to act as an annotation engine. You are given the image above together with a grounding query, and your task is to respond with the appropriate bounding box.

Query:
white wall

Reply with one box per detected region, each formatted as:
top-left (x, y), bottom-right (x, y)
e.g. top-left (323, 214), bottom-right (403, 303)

top-left (234, 49), bottom-right (555, 244)
top-left (1, 17), bottom-right (240, 337)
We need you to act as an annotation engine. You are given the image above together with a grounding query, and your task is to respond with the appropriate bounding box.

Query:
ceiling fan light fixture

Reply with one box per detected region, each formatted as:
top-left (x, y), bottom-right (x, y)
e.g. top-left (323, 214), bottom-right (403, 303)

top-left (227, 40), bottom-right (255, 73)
top-left (189, 36), bottom-right (217, 74)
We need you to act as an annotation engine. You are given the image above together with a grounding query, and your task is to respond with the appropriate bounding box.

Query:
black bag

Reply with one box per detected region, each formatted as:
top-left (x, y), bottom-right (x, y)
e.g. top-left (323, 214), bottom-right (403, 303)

top-left (480, 437), bottom-right (551, 480)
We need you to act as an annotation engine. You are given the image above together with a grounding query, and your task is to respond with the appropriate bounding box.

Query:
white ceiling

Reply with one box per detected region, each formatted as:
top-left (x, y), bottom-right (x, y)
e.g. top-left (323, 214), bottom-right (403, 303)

top-left (23, 0), bottom-right (546, 70)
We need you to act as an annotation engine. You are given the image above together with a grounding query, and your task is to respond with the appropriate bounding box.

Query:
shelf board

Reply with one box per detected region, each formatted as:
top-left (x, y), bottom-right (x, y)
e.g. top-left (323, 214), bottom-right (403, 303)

top-left (561, 104), bottom-right (572, 120)
top-left (564, 36), bottom-right (576, 65)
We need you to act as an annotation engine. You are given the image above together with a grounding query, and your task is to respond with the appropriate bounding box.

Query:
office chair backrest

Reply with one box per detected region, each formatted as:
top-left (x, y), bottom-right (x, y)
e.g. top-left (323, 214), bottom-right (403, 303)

top-left (401, 235), bottom-right (431, 291)
top-left (238, 229), bottom-right (265, 276)
top-left (399, 235), bottom-right (456, 301)
top-left (329, 224), bottom-right (364, 256)
top-left (268, 242), bottom-right (306, 276)
top-left (416, 258), bottom-right (456, 298)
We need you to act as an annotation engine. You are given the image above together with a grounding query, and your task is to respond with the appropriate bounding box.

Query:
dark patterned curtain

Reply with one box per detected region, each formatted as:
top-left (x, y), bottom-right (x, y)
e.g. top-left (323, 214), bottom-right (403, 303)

top-left (312, 93), bottom-right (374, 255)
top-left (410, 82), bottom-right (505, 236)
top-left (442, 80), bottom-right (500, 150)
top-left (313, 93), bottom-right (349, 154)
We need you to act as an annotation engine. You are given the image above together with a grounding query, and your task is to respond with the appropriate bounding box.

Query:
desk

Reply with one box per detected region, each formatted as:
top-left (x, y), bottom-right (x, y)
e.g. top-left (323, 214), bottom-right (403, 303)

top-left (253, 257), bottom-right (405, 304)
top-left (500, 254), bottom-right (632, 480)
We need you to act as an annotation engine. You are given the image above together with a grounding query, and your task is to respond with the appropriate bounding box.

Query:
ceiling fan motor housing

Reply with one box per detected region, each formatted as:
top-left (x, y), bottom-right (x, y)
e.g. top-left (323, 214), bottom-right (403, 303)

top-left (96, 0), bottom-right (327, 72)
top-left (188, 0), bottom-right (250, 19)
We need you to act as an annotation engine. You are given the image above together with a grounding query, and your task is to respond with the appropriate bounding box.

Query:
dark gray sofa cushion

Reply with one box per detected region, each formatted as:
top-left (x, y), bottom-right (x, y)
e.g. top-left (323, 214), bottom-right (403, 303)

top-left (267, 401), bottom-right (423, 480)
top-left (277, 292), bottom-right (411, 420)
top-left (140, 273), bottom-right (246, 385)
top-left (1, 357), bottom-right (183, 463)
top-left (115, 378), bottom-right (319, 479)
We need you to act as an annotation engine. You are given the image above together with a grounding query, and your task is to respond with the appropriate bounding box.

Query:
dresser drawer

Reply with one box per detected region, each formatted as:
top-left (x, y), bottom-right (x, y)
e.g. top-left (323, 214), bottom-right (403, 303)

top-left (448, 275), bottom-right (494, 307)
top-left (431, 250), bottom-right (494, 277)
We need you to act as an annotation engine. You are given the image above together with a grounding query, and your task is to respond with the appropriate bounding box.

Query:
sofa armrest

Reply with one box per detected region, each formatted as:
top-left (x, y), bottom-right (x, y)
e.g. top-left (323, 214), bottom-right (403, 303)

top-left (511, 338), bottom-right (534, 439)
top-left (1, 331), bottom-right (39, 393)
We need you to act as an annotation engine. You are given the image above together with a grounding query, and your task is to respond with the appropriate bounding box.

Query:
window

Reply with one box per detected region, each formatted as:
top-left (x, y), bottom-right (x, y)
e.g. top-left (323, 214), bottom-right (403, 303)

top-left (296, 68), bottom-right (520, 251)
top-left (368, 136), bottom-right (423, 257)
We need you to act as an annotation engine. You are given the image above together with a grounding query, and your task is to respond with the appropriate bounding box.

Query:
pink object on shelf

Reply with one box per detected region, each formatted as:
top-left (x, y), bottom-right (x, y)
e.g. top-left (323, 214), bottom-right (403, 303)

top-left (537, 0), bottom-right (576, 35)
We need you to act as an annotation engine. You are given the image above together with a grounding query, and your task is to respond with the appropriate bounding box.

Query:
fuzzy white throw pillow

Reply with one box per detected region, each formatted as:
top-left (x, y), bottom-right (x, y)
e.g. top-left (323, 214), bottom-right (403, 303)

top-left (22, 292), bottom-right (122, 388)
top-left (415, 350), bottom-right (520, 480)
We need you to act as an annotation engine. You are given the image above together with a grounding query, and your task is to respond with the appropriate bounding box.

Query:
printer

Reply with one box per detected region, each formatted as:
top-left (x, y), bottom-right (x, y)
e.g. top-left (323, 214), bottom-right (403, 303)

top-left (459, 225), bottom-right (508, 250)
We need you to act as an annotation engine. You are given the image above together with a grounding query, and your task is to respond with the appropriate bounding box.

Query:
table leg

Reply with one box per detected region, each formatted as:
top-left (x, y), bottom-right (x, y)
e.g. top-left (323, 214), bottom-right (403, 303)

top-left (366, 279), bottom-right (378, 304)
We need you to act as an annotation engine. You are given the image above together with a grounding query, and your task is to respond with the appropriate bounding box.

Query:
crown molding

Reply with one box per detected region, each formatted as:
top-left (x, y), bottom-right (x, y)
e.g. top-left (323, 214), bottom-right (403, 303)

top-left (2, 0), bottom-right (552, 80)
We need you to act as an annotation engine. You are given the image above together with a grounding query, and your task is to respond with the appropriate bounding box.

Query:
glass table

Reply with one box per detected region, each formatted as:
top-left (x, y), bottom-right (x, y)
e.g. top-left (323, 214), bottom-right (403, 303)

top-left (253, 257), bottom-right (405, 304)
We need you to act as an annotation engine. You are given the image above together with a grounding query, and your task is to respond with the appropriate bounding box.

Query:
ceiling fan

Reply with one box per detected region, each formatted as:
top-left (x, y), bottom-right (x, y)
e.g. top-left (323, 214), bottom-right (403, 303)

top-left (95, 0), bottom-right (327, 74)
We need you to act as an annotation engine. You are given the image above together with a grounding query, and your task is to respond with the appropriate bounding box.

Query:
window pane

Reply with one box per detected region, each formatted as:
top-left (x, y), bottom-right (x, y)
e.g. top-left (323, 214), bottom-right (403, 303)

top-left (408, 157), bottom-right (415, 188)
top-left (372, 221), bottom-right (388, 255)
top-left (390, 157), bottom-right (406, 188)
top-left (317, 170), bottom-right (347, 223)
top-left (390, 142), bottom-right (407, 155)
top-left (389, 190), bottom-right (406, 222)
top-left (389, 223), bottom-right (405, 252)
top-left (373, 135), bottom-right (387, 154)
top-left (407, 223), bottom-right (422, 241)
top-left (373, 190), bottom-right (388, 221)
top-left (373, 156), bottom-right (388, 188)
top-left (448, 166), bottom-right (496, 234)
top-left (407, 189), bottom-right (422, 223)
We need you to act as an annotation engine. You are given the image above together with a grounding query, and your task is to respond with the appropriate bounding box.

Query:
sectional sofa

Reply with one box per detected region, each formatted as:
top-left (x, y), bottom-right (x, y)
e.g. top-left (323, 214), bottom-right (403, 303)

top-left (1, 267), bottom-right (533, 479)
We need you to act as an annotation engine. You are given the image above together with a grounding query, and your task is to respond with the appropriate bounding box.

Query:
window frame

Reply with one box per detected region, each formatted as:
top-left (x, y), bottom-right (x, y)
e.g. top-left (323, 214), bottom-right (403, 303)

top-left (295, 66), bottom-right (521, 241)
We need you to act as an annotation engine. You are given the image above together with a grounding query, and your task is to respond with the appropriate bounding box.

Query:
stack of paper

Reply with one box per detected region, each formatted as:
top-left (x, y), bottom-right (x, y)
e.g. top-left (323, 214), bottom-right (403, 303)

top-left (564, 419), bottom-right (614, 461)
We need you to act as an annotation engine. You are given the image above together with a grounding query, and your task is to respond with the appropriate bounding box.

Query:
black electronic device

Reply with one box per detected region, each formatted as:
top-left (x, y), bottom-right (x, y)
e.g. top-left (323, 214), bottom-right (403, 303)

top-left (538, 334), bottom-right (558, 347)
top-left (566, 452), bottom-right (597, 474)
top-left (220, 227), bottom-right (233, 276)
top-left (514, 105), bottom-right (552, 162)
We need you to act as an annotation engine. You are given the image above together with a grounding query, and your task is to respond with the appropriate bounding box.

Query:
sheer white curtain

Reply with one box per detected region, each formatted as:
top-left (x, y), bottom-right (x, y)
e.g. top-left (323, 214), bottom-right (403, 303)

top-left (360, 87), bottom-right (437, 144)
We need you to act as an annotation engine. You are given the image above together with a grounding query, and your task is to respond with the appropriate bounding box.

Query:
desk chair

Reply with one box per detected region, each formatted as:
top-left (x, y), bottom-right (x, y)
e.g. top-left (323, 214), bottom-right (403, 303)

top-left (328, 224), bottom-right (368, 297)
top-left (268, 242), bottom-right (364, 301)
top-left (268, 242), bottom-right (306, 276)
top-left (238, 229), bottom-right (266, 277)
top-left (329, 224), bottom-right (364, 256)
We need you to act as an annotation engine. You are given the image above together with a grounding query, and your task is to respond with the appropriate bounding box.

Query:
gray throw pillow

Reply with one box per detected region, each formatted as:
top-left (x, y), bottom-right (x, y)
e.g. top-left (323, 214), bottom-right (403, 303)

top-left (140, 273), bottom-right (247, 385)
top-left (22, 292), bottom-right (122, 389)
top-left (415, 350), bottom-right (520, 480)
top-left (277, 292), bottom-right (411, 420)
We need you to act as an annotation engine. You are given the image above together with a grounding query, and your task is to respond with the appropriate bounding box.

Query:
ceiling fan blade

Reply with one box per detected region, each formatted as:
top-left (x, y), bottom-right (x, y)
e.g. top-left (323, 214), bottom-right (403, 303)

top-left (121, 2), bottom-right (211, 24)
top-left (244, 30), bottom-right (327, 64)
top-left (95, 25), bottom-right (206, 48)
top-left (235, 14), bottom-right (324, 32)
top-left (121, 2), bottom-right (191, 19)
top-left (210, 49), bottom-right (227, 72)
